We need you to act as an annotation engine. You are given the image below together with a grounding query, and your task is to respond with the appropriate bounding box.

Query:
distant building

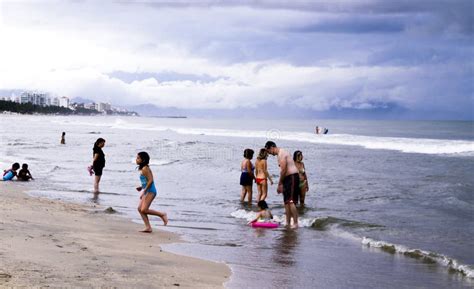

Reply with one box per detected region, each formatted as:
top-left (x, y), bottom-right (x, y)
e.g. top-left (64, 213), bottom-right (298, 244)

top-left (59, 96), bottom-right (69, 108)
top-left (95, 102), bottom-right (111, 112)
top-left (20, 91), bottom-right (49, 106)
top-left (84, 103), bottom-right (96, 110)
top-left (51, 97), bottom-right (60, 106)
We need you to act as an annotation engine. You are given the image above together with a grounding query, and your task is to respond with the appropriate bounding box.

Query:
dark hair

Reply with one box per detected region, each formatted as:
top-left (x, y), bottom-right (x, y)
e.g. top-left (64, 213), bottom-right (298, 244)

top-left (62, 132), bottom-right (66, 136)
top-left (257, 200), bottom-right (268, 210)
top-left (12, 163), bottom-right (20, 170)
top-left (137, 151), bottom-right (150, 170)
top-left (264, 141), bottom-right (276, 150)
top-left (22, 163), bottom-right (28, 169)
top-left (257, 148), bottom-right (268, 160)
top-left (243, 148), bottom-right (254, 159)
top-left (293, 150), bottom-right (303, 162)
top-left (94, 138), bottom-right (105, 148)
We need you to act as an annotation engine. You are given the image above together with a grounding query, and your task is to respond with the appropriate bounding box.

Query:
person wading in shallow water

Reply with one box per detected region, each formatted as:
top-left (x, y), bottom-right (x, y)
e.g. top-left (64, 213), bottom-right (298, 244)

top-left (265, 141), bottom-right (299, 228)
top-left (92, 138), bottom-right (106, 193)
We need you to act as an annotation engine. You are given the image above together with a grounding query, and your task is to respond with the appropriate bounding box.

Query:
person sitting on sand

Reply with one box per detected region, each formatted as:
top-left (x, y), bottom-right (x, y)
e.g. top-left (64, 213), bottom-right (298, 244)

top-left (136, 151), bottom-right (168, 233)
top-left (248, 200), bottom-right (274, 224)
top-left (255, 148), bottom-right (273, 202)
top-left (3, 163), bottom-right (20, 181)
top-left (17, 163), bottom-right (34, 181)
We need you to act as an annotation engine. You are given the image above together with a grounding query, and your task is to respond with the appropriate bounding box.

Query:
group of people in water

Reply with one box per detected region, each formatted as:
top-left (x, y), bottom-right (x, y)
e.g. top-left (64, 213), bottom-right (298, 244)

top-left (3, 133), bottom-right (309, 231)
top-left (241, 141), bottom-right (309, 228)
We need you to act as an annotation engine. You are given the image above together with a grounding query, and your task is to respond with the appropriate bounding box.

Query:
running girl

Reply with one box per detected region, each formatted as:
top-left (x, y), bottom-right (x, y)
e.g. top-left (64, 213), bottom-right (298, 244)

top-left (136, 151), bottom-right (168, 233)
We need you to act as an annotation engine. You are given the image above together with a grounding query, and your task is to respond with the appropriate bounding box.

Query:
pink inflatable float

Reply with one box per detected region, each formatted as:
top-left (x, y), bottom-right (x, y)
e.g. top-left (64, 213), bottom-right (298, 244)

top-left (251, 221), bottom-right (279, 229)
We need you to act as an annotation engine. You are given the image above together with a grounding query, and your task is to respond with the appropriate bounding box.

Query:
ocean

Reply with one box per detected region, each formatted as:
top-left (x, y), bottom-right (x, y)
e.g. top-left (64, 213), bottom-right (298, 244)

top-left (1, 114), bottom-right (473, 289)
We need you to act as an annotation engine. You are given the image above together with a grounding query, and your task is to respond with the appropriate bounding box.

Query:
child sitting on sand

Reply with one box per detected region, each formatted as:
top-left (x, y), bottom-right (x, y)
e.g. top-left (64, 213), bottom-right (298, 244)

top-left (17, 163), bottom-right (34, 181)
top-left (248, 200), bottom-right (274, 224)
top-left (3, 163), bottom-right (20, 181)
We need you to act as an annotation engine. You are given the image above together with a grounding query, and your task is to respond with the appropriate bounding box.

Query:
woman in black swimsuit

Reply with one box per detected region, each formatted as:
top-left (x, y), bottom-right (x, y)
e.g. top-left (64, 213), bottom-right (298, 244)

top-left (92, 138), bottom-right (106, 193)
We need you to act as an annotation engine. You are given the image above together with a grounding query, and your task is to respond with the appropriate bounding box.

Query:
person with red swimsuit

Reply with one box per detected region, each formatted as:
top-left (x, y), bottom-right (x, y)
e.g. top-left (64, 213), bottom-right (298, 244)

top-left (255, 148), bottom-right (273, 202)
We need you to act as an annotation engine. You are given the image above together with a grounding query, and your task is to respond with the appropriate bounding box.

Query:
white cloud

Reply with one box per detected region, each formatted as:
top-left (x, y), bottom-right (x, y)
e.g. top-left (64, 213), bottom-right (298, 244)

top-left (0, 0), bottom-right (472, 118)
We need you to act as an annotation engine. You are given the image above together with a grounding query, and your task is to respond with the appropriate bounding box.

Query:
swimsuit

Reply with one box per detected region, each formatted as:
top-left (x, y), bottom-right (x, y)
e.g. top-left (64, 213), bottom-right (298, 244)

top-left (140, 174), bottom-right (157, 196)
top-left (93, 147), bottom-right (106, 176)
top-left (240, 163), bottom-right (255, 186)
top-left (256, 178), bottom-right (266, 185)
top-left (282, 173), bottom-right (300, 205)
top-left (298, 168), bottom-right (306, 189)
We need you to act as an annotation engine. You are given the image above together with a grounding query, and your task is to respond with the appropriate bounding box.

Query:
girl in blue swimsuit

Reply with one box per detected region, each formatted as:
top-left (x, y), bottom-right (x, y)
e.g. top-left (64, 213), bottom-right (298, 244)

top-left (136, 151), bottom-right (168, 233)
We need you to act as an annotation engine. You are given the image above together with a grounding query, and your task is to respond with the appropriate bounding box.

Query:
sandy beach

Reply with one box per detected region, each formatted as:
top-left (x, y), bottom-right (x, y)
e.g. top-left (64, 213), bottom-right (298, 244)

top-left (0, 182), bottom-right (230, 288)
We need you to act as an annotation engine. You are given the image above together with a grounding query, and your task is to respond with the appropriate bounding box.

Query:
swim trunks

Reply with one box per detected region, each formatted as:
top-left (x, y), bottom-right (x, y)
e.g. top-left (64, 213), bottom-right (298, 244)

top-left (282, 173), bottom-right (300, 205)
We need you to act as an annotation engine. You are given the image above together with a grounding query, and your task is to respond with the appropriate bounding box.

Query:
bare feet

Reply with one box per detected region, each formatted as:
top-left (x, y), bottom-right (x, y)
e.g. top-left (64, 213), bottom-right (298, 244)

top-left (139, 229), bottom-right (152, 233)
top-left (162, 213), bottom-right (168, 226)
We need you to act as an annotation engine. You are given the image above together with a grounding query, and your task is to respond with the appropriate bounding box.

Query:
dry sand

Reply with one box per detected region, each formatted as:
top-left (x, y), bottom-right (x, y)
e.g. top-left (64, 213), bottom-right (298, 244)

top-left (0, 182), bottom-right (230, 288)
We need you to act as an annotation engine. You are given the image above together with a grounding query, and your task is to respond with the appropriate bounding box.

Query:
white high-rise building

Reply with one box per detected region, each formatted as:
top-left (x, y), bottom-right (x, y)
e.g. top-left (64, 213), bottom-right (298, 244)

top-left (59, 96), bottom-right (69, 108)
top-left (95, 102), bottom-right (111, 112)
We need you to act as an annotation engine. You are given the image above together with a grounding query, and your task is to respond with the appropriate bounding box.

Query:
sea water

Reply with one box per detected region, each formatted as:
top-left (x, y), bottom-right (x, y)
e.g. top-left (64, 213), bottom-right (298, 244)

top-left (1, 115), bottom-right (473, 289)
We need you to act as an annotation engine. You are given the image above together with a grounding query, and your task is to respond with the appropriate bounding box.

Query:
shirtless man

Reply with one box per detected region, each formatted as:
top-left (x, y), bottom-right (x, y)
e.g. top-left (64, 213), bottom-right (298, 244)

top-left (265, 141), bottom-right (299, 228)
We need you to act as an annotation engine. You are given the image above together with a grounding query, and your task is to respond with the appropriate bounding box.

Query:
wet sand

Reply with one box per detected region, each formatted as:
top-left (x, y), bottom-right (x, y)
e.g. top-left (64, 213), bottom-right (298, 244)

top-left (0, 182), bottom-right (230, 288)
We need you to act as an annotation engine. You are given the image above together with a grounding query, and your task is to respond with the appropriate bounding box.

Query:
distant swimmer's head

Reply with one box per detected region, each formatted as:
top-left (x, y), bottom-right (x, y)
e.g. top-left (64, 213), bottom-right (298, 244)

top-left (293, 150), bottom-right (303, 162)
top-left (264, 141), bottom-right (277, 155)
top-left (136, 151), bottom-right (150, 170)
top-left (12, 163), bottom-right (20, 171)
top-left (257, 148), bottom-right (268, 160)
top-left (94, 138), bottom-right (106, 148)
top-left (22, 163), bottom-right (28, 170)
top-left (243, 148), bottom-right (254, 160)
top-left (257, 200), bottom-right (269, 210)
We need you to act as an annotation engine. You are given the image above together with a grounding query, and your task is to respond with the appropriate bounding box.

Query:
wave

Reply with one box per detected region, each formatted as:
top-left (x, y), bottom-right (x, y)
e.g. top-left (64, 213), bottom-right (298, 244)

top-left (362, 237), bottom-right (474, 278)
top-left (48, 118), bottom-right (474, 155)
top-left (230, 209), bottom-right (317, 228)
top-left (104, 121), bottom-right (474, 155)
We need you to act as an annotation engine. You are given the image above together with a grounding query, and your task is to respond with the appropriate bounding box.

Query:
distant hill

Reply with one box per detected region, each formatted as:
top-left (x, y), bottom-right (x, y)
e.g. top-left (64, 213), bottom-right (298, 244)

top-left (71, 97), bottom-right (95, 104)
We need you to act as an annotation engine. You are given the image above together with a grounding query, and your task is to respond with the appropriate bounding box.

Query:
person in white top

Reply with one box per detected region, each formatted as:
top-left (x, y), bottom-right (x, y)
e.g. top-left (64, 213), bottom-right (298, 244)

top-left (265, 141), bottom-right (299, 228)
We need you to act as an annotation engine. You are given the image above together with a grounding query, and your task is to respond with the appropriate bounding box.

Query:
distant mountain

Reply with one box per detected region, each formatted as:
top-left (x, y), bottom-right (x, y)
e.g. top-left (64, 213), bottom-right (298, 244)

top-left (127, 104), bottom-right (187, 117)
top-left (71, 97), bottom-right (95, 104)
top-left (0, 89), bottom-right (24, 96)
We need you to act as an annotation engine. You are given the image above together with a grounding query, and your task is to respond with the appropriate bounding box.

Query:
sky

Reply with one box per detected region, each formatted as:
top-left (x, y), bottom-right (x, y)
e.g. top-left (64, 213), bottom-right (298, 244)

top-left (0, 0), bottom-right (473, 119)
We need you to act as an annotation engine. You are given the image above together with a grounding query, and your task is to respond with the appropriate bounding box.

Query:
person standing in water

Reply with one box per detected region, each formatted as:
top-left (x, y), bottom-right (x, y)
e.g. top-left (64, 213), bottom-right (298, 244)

top-left (240, 148), bottom-right (255, 205)
top-left (136, 151), bottom-right (168, 233)
top-left (92, 138), bottom-right (106, 193)
top-left (60, 132), bottom-right (66, 144)
top-left (255, 148), bottom-right (273, 202)
top-left (293, 151), bottom-right (309, 206)
top-left (265, 141), bottom-right (299, 228)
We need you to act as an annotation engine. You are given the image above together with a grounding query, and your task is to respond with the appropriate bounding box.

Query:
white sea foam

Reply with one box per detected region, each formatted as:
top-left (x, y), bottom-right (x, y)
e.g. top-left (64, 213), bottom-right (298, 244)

top-left (362, 237), bottom-right (474, 278)
top-left (230, 209), bottom-right (316, 227)
top-left (48, 117), bottom-right (474, 155)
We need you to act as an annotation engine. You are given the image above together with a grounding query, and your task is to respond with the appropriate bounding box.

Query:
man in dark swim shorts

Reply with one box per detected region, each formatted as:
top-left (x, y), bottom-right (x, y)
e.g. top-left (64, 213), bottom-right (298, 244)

top-left (282, 173), bottom-right (300, 205)
top-left (265, 141), bottom-right (299, 228)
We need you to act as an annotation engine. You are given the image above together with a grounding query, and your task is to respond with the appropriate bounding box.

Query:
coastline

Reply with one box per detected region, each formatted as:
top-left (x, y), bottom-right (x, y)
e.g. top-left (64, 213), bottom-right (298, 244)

top-left (0, 181), bottom-right (230, 288)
